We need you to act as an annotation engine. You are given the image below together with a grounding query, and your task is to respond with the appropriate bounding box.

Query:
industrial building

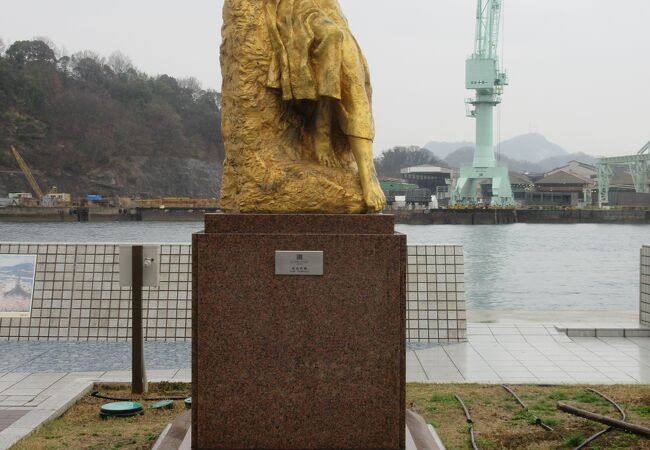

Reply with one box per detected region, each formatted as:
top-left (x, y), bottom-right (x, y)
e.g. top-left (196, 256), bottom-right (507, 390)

top-left (509, 172), bottom-right (535, 202)
top-left (399, 166), bottom-right (453, 191)
top-left (381, 156), bottom-right (650, 210)
top-left (378, 166), bottom-right (453, 209)
top-left (531, 171), bottom-right (595, 207)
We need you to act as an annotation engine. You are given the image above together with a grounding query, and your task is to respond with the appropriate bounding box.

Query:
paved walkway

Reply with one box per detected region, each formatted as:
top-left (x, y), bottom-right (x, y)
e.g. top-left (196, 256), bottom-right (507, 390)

top-left (0, 369), bottom-right (191, 449)
top-left (408, 323), bottom-right (650, 384)
top-left (0, 342), bottom-right (191, 449)
top-left (0, 327), bottom-right (649, 449)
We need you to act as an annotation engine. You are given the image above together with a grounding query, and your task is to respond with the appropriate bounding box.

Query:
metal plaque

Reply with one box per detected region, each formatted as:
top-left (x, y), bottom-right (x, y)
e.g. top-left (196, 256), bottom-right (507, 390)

top-left (275, 251), bottom-right (324, 276)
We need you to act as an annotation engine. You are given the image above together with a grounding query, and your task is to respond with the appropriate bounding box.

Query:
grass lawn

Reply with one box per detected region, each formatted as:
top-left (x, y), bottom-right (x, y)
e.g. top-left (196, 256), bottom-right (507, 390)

top-left (12, 383), bottom-right (650, 450)
top-left (407, 384), bottom-right (650, 450)
top-left (12, 382), bottom-right (191, 450)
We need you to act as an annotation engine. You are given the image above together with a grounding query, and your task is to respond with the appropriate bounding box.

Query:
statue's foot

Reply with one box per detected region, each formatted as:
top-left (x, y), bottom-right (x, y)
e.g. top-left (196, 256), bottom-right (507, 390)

top-left (347, 136), bottom-right (386, 213)
top-left (315, 145), bottom-right (341, 169)
top-left (362, 178), bottom-right (386, 213)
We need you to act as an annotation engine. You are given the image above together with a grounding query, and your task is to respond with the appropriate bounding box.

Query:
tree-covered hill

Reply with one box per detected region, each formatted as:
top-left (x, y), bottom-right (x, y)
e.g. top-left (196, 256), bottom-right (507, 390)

top-left (0, 39), bottom-right (224, 198)
top-left (374, 146), bottom-right (446, 179)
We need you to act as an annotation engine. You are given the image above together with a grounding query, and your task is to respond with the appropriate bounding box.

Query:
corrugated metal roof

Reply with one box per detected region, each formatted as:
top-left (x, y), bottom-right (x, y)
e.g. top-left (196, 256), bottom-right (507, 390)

top-left (509, 172), bottom-right (534, 185)
top-left (536, 170), bottom-right (592, 185)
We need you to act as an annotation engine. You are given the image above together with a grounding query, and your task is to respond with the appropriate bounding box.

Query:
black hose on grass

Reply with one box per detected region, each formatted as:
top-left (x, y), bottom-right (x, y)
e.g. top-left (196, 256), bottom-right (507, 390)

top-left (91, 391), bottom-right (190, 402)
top-left (572, 388), bottom-right (627, 450)
top-left (455, 394), bottom-right (479, 450)
top-left (501, 385), bottom-right (554, 432)
top-left (502, 385), bottom-right (527, 409)
top-left (586, 388), bottom-right (626, 422)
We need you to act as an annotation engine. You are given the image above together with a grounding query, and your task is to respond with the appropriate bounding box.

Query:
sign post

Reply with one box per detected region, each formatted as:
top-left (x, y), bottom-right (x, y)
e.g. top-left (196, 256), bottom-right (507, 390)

top-left (120, 245), bottom-right (160, 395)
top-left (131, 245), bottom-right (147, 394)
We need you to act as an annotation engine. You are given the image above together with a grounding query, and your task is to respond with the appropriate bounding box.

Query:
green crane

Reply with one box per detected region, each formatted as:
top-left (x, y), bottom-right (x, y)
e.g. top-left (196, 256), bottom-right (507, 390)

top-left (597, 141), bottom-right (650, 207)
top-left (451, 0), bottom-right (514, 207)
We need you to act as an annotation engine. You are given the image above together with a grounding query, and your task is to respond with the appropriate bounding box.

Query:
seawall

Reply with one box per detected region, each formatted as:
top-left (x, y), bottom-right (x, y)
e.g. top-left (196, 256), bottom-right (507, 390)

top-left (0, 207), bottom-right (220, 222)
top-left (394, 209), bottom-right (650, 225)
top-left (1, 207), bottom-right (649, 224)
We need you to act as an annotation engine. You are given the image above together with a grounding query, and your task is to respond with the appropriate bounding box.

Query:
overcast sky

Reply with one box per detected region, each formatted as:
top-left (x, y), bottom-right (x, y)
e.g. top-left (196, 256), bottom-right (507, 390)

top-left (1, 0), bottom-right (648, 157)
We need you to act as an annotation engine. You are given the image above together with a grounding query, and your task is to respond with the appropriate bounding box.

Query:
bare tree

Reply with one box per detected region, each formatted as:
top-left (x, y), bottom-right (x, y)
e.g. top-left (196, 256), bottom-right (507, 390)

top-left (0, 38), bottom-right (5, 55)
top-left (107, 51), bottom-right (134, 74)
top-left (178, 76), bottom-right (203, 93)
top-left (71, 50), bottom-right (105, 65)
top-left (178, 76), bottom-right (205, 101)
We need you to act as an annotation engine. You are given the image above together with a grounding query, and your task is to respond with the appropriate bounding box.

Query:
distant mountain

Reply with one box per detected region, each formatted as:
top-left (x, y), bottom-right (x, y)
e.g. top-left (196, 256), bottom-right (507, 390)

top-left (427, 133), bottom-right (596, 173)
top-left (444, 147), bottom-right (545, 173)
top-left (443, 147), bottom-right (475, 169)
top-left (498, 133), bottom-right (569, 163)
top-left (425, 133), bottom-right (571, 166)
top-left (422, 141), bottom-right (473, 159)
top-left (443, 148), bottom-right (597, 173)
top-left (536, 152), bottom-right (597, 172)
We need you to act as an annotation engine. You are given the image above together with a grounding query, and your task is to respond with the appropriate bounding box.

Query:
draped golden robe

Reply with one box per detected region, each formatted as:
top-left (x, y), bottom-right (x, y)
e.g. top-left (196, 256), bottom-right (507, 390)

top-left (265, 0), bottom-right (375, 141)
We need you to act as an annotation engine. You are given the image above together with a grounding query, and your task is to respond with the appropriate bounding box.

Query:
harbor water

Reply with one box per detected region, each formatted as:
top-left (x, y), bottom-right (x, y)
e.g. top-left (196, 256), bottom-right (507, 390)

top-left (0, 221), bottom-right (647, 311)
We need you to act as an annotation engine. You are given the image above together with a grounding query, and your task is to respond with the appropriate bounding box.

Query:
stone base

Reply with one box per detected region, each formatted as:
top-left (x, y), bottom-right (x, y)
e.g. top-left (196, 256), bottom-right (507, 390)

top-left (192, 214), bottom-right (406, 449)
top-left (155, 413), bottom-right (442, 450)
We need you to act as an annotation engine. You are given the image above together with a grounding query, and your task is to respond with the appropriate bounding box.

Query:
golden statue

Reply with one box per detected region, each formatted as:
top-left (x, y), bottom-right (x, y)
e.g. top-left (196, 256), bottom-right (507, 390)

top-left (220, 0), bottom-right (386, 214)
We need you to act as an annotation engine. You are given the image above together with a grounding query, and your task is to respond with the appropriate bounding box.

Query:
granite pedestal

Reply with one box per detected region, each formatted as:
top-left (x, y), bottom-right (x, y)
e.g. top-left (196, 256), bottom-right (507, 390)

top-left (192, 214), bottom-right (406, 450)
